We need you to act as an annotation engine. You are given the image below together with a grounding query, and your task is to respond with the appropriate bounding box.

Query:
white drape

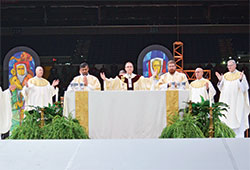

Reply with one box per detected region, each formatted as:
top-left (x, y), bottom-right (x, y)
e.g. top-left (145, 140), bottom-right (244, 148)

top-left (0, 88), bottom-right (12, 134)
top-left (64, 90), bottom-right (189, 139)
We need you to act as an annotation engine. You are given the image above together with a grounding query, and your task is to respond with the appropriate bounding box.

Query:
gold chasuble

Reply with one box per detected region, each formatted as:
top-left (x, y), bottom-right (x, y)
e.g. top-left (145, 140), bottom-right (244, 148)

top-left (104, 73), bottom-right (153, 91)
top-left (21, 77), bottom-right (58, 111)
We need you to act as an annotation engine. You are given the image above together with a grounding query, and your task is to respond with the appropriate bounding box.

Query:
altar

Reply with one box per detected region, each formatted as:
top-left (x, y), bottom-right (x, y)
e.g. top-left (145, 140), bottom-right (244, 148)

top-left (63, 90), bottom-right (189, 139)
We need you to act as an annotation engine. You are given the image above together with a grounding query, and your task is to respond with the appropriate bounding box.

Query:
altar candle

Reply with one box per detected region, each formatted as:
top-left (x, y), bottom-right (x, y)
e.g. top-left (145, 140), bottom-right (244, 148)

top-left (209, 94), bottom-right (212, 107)
top-left (55, 87), bottom-right (58, 102)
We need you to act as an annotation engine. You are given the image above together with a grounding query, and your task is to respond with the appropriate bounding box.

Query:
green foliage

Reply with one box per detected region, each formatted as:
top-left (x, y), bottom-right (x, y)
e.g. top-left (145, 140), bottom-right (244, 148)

top-left (185, 97), bottom-right (230, 137)
top-left (10, 112), bottom-right (42, 139)
top-left (160, 112), bottom-right (205, 138)
top-left (9, 103), bottom-right (89, 139)
top-left (43, 115), bottom-right (89, 139)
top-left (27, 102), bottom-right (63, 124)
top-left (214, 121), bottom-right (236, 138)
top-left (160, 97), bottom-right (235, 139)
top-left (190, 98), bottom-right (210, 137)
top-left (44, 102), bottom-right (63, 119)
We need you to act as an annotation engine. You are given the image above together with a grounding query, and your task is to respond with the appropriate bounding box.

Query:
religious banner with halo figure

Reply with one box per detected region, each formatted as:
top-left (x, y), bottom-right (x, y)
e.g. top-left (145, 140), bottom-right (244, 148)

top-left (137, 44), bottom-right (173, 79)
top-left (3, 46), bottom-right (40, 130)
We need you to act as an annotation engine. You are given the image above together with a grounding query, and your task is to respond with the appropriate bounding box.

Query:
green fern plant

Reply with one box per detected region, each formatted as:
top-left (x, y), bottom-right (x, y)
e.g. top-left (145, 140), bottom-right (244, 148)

top-left (184, 96), bottom-right (234, 138)
top-left (10, 112), bottom-right (42, 139)
top-left (43, 115), bottom-right (89, 139)
top-left (160, 96), bottom-right (235, 138)
top-left (214, 121), bottom-right (235, 138)
top-left (9, 103), bottom-right (89, 139)
top-left (160, 111), bottom-right (205, 138)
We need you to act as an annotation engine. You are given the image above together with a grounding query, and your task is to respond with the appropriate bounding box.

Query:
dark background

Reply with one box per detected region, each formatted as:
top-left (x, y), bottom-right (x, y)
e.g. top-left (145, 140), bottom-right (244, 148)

top-left (1, 0), bottom-right (249, 89)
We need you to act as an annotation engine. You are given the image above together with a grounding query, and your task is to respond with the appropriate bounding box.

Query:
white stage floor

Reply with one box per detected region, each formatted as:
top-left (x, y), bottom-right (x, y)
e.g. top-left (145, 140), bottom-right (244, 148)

top-left (0, 138), bottom-right (249, 170)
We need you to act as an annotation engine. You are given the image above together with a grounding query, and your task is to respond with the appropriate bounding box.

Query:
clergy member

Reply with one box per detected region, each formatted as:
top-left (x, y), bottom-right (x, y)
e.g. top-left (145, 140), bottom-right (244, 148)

top-left (67, 62), bottom-right (101, 91)
top-left (100, 62), bottom-right (153, 90)
top-left (0, 85), bottom-right (16, 139)
top-left (21, 66), bottom-right (59, 111)
top-left (216, 60), bottom-right (250, 138)
top-left (155, 60), bottom-right (189, 90)
top-left (190, 67), bottom-right (216, 103)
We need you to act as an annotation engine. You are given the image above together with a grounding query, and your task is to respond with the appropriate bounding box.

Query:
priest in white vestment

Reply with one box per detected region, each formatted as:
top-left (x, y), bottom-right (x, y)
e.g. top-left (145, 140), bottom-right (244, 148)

top-left (100, 62), bottom-right (153, 91)
top-left (216, 60), bottom-right (250, 138)
top-left (21, 66), bottom-right (59, 111)
top-left (154, 60), bottom-right (189, 90)
top-left (190, 68), bottom-right (216, 103)
top-left (67, 62), bottom-right (101, 91)
top-left (0, 85), bottom-right (16, 139)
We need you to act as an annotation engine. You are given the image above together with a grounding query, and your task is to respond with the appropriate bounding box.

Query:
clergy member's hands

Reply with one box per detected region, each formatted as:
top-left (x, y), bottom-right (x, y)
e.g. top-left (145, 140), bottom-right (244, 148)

top-left (9, 85), bottom-right (16, 91)
top-left (215, 72), bottom-right (223, 82)
top-left (83, 76), bottom-right (88, 86)
top-left (205, 82), bottom-right (209, 90)
top-left (100, 72), bottom-right (106, 81)
top-left (168, 82), bottom-right (176, 88)
top-left (239, 71), bottom-right (244, 81)
top-left (52, 79), bottom-right (60, 87)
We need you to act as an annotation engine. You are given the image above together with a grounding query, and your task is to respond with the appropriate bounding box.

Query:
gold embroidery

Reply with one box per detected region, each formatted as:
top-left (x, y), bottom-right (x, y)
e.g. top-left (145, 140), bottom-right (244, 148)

top-left (166, 90), bottom-right (179, 125)
top-left (190, 79), bottom-right (209, 88)
top-left (75, 91), bottom-right (89, 134)
top-left (224, 72), bottom-right (241, 81)
top-left (29, 78), bottom-right (49, 86)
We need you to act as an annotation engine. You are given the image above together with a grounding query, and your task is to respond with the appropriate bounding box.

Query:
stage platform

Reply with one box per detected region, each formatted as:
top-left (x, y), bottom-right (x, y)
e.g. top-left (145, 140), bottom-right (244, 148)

top-left (0, 138), bottom-right (249, 170)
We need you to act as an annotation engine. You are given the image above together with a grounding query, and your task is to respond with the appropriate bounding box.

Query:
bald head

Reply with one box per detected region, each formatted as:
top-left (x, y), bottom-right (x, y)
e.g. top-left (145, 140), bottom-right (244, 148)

top-left (195, 67), bottom-right (204, 80)
top-left (36, 66), bottom-right (44, 78)
top-left (195, 67), bottom-right (203, 73)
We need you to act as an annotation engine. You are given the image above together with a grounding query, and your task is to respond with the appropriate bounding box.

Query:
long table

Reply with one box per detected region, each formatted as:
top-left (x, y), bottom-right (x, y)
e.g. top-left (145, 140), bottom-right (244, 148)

top-left (63, 90), bottom-right (189, 139)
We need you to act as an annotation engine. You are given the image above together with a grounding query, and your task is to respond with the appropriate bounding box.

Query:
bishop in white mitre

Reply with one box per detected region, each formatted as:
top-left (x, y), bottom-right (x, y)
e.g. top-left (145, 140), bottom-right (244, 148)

top-left (216, 60), bottom-right (250, 138)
